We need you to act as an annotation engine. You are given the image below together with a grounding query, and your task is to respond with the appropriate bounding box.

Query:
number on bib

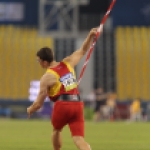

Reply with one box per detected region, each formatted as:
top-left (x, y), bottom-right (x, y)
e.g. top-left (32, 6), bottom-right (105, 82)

top-left (60, 73), bottom-right (77, 91)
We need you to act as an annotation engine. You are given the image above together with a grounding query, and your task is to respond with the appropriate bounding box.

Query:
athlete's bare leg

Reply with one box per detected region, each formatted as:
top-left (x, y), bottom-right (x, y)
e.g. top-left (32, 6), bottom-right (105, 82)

top-left (52, 128), bottom-right (62, 150)
top-left (72, 136), bottom-right (91, 150)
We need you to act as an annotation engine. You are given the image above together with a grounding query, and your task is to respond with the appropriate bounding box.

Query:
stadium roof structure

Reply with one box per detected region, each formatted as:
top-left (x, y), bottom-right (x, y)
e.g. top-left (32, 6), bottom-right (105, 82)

top-left (39, 0), bottom-right (89, 38)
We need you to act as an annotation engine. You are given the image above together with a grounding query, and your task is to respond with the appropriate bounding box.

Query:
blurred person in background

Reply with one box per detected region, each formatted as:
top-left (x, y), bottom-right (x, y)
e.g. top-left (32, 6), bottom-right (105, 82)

top-left (93, 87), bottom-right (108, 122)
top-left (130, 98), bottom-right (142, 122)
top-left (84, 89), bottom-right (96, 109)
top-left (145, 103), bottom-right (150, 121)
top-left (27, 28), bottom-right (99, 150)
top-left (105, 92), bottom-right (117, 121)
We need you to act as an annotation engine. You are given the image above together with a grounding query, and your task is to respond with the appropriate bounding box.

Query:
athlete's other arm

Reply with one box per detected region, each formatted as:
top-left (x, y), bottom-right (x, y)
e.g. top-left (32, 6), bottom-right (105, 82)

top-left (27, 73), bottom-right (56, 118)
top-left (63, 28), bottom-right (98, 67)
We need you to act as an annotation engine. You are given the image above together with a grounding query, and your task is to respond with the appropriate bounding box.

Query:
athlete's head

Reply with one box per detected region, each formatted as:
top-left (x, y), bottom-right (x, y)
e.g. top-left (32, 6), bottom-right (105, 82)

top-left (36, 47), bottom-right (54, 68)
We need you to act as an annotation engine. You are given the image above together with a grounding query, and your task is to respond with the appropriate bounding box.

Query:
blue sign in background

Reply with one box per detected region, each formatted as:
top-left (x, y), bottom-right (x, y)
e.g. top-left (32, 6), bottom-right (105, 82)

top-left (0, 0), bottom-right (39, 26)
top-left (112, 0), bottom-right (150, 27)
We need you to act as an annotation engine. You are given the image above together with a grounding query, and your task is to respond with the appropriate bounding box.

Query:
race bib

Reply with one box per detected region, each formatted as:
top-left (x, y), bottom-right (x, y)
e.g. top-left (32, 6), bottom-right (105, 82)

top-left (60, 73), bottom-right (77, 91)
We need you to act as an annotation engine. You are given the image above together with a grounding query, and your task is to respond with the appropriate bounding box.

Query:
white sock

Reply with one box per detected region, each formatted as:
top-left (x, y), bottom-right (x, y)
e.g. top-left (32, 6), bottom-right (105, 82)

top-left (88, 144), bottom-right (92, 150)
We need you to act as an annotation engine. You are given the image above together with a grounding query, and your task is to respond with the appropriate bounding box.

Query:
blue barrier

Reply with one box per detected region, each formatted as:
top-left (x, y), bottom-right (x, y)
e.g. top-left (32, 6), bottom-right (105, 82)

top-left (0, 100), bottom-right (53, 119)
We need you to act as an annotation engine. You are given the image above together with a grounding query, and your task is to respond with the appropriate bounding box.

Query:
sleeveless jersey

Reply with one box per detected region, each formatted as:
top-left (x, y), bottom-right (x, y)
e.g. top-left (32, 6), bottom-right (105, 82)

top-left (46, 61), bottom-right (79, 102)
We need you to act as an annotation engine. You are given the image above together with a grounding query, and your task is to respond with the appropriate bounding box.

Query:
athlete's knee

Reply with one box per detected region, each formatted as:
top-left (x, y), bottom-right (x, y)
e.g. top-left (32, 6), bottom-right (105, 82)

top-left (52, 129), bottom-right (62, 150)
top-left (72, 136), bottom-right (91, 150)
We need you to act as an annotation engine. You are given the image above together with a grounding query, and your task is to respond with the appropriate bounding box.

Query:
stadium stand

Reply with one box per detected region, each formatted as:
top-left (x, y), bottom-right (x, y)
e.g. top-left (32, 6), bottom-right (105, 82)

top-left (116, 27), bottom-right (150, 100)
top-left (0, 25), bottom-right (53, 100)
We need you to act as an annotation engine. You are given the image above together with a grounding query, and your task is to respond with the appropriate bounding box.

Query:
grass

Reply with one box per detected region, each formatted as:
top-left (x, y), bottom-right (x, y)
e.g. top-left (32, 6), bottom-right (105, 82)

top-left (0, 119), bottom-right (150, 150)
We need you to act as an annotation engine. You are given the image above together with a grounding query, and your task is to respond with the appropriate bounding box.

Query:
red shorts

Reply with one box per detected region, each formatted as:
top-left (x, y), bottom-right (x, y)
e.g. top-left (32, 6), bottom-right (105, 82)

top-left (51, 101), bottom-right (84, 137)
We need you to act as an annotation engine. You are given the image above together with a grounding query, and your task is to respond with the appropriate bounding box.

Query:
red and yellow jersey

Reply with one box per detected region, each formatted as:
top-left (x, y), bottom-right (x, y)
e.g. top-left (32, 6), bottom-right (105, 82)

top-left (46, 61), bottom-right (79, 101)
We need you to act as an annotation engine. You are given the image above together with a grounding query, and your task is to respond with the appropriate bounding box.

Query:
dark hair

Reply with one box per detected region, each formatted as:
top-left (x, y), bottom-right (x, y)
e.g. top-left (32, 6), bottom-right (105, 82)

top-left (36, 47), bottom-right (54, 63)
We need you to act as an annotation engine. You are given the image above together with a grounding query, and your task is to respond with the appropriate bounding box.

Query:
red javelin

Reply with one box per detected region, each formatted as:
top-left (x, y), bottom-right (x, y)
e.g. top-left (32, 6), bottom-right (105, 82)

top-left (78, 0), bottom-right (116, 85)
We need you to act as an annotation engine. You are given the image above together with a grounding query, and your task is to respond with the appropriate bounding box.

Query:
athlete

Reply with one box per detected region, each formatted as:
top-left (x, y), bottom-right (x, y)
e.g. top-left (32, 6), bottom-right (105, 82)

top-left (27, 28), bottom-right (98, 150)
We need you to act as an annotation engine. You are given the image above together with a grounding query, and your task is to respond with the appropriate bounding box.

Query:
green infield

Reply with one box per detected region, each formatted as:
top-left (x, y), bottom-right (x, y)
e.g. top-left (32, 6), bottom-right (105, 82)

top-left (0, 119), bottom-right (150, 150)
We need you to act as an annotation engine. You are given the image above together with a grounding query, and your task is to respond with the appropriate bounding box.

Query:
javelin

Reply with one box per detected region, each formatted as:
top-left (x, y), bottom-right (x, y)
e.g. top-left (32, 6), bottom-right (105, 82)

top-left (77, 0), bottom-right (116, 85)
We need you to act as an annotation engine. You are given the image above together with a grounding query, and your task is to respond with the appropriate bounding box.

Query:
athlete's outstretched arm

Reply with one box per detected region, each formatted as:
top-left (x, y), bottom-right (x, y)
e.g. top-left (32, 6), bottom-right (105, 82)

top-left (63, 28), bottom-right (97, 67)
top-left (27, 73), bottom-right (56, 118)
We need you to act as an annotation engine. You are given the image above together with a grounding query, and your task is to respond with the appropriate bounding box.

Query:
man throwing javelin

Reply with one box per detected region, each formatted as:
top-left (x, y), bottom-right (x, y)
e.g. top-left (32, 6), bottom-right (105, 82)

top-left (27, 28), bottom-right (97, 150)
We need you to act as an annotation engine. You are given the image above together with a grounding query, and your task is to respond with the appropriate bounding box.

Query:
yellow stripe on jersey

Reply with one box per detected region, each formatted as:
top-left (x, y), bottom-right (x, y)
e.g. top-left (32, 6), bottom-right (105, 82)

top-left (63, 61), bottom-right (76, 77)
top-left (46, 69), bottom-right (61, 97)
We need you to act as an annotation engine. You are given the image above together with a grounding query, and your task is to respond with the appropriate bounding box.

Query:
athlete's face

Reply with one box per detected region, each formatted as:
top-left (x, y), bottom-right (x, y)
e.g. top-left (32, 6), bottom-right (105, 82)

top-left (37, 56), bottom-right (47, 68)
